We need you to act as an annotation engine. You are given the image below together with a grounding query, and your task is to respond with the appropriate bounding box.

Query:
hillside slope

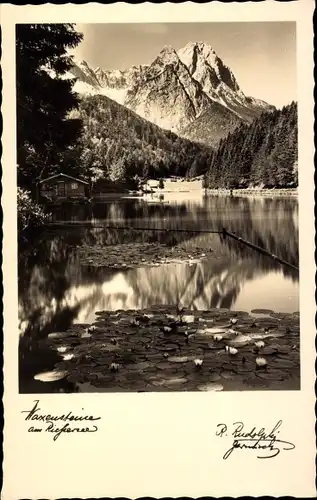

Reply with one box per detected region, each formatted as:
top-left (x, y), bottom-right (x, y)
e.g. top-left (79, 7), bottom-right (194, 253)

top-left (207, 102), bottom-right (298, 188)
top-left (73, 94), bottom-right (213, 184)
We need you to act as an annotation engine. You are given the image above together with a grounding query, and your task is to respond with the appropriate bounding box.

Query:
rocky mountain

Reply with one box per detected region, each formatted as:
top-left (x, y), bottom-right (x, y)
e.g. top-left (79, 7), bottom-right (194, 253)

top-left (67, 42), bottom-right (275, 147)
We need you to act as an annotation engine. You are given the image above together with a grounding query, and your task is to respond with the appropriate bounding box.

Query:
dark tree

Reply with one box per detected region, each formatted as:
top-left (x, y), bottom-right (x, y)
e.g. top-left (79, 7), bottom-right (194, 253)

top-left (16, 24), bottom-right (83, 193)
top-left (206, 102), bottom-right (297, 189)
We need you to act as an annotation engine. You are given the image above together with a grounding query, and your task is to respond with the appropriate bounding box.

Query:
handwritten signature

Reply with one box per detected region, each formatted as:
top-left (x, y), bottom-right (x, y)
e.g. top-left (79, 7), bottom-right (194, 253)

top-left (216, 420), bottom-right (295, 459)
top-left (21, 400), bottom-right (101, 441)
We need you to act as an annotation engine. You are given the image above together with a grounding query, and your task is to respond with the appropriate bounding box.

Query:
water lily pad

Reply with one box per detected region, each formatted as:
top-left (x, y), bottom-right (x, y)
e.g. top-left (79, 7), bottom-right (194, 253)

top-left (261, 346), bottom-right (279, 355)
top-left (156, 344), bottom-right (179, 351)
top-left (256, 370), bottom-right (287, 381)
top-left (246, 378), bottom-right (267, 387)
top-left (249, 332), bottom-right (285, 340)
top-left (206, 327), bottom-right (227, 333)
top-left (48, 332), bottom-right (69, 339)
top-left (182, 315), bottom-right (195, 323)
top-left (207, 342), bottom-right (225, 350)
top-left (272, 345), bottom-right (291, 354)
top-left (151, 379), bottom-right (168, 387)
top-left (34, 370), bottom-right (68, 382)
top-left (156, 362), bottom-right (174, 370)
top-left (251, 309), bottom-right (275, 315)
top-left (235, 363), bottom-right (255, 373)
top-left (100, 344), bottom-right (119, 352)
top-left (228, 335), bottom-right (252, 347)
top-left (221, 370), bottom-right (236, 380)
top-left (127, 362), bottom-right (152, 371)
top-left (208, 373), bottom-right (221, 382)
top-left (270, 359), bottom-right (296, 369)
top-left (197, 382), bottom-right (224, 391)
top-left (81, 332), bottom-right (92, 338)
top-left (164, 377), bottom-right (188, 386)
top-left (167, 356), bottom-right (189, 363)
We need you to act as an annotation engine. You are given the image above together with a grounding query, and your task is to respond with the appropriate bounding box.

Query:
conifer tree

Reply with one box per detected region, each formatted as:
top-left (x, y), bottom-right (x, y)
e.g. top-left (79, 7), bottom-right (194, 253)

top-left (16, 23), bottom-right (83, 192)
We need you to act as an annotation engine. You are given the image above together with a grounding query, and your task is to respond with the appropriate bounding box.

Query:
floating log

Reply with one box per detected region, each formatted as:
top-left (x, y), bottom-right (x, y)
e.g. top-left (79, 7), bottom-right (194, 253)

top-left (223, 228), bottom-right (299, 272)
top-left (48, 223), bottom-right (222, 234)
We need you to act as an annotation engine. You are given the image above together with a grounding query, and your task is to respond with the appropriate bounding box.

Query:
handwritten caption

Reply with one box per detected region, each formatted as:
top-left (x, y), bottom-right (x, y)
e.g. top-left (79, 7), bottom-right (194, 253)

top-left (215, 420), bottom-right (295, 459)
top-left (22, 400), bottom-right (101, 441)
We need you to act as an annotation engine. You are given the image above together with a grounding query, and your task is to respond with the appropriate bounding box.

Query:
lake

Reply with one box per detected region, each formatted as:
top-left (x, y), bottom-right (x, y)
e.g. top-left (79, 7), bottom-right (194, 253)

top-left (18, 194), bottom-right (299, 393)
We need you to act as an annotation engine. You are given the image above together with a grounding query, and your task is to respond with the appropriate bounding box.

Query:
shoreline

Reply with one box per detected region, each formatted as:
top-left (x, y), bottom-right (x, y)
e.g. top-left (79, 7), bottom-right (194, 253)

top-left (205, 188), bottom-right (298, 197)
top-left (43, 188), bottom-right (298, 207)
top-left (92, 187), bottom-right (298, 200)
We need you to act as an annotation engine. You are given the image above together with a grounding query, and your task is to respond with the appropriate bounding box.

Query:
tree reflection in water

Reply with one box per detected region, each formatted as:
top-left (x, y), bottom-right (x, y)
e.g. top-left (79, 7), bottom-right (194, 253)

top-left (18, 195), bottom-right (299, 392)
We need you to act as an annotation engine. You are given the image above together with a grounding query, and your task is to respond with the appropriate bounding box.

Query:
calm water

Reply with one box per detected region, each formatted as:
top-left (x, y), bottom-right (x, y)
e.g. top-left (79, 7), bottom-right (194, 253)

top-left (18, 194), bottom-right (299, 393)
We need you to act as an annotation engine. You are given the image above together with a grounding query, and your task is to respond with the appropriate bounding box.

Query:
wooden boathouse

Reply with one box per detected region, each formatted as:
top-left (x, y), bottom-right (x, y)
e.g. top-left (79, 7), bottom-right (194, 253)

top-left (38, 173), bottom-right (89, 202)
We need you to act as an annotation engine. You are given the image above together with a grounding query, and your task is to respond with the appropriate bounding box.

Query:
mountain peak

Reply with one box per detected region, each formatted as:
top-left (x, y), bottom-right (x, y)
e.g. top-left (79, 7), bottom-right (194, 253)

top-left (69, 43), bottom-right (274, 146)
top-left (177, 41), bottom-right (218, 71)
top-left (161, 44), bottom-right (176, 54)
top-left (183, 41), bottom-right (215, 53)
top-left (157, 45), bottom-right (179, 64)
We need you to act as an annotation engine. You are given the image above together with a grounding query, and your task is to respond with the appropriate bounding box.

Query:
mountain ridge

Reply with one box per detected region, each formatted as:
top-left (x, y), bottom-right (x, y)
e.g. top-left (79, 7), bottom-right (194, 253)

top-left (67, 41), bottom-right (275, 147)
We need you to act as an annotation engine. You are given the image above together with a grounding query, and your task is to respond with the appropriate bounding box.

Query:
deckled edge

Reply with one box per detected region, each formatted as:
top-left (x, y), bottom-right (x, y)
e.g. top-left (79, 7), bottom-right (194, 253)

top-left (0, 22), bottom-right (4, 498)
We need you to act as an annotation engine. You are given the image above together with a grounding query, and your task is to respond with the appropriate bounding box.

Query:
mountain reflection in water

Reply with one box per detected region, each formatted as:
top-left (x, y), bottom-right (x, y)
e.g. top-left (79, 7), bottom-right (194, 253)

top-left (18, 195), bottom-right (299, 392)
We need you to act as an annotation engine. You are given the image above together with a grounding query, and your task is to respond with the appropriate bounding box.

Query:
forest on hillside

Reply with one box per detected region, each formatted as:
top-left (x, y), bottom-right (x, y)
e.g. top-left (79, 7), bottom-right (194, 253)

top-left (74, 94), bottom-right (212, 189)
top-left (74, 97), bottom-right (297, 190)
top-left (206, 102), bottom-right (298, 188)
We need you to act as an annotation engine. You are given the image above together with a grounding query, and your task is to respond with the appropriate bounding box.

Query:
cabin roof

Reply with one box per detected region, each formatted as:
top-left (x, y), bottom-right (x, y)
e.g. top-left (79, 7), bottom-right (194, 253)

top-left (38, 173), bottom-right (89, 185)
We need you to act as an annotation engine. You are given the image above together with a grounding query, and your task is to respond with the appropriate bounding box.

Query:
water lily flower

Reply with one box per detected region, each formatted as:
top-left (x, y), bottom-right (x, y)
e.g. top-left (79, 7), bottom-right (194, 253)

top-left (256, 357), bottom-right (267, 367)
top-left (110, 362), bottom-right (120, 372)
top-left (255, 341), bottom-right (265, 348)
top-left (57, 346), bottom-right (67, 353)
top-left (62, 353), bottom-right (74, 361)
top-left (230, 318), bottom-right (238, 325)
top-left (81, 332), bottom-right (92, 338)
top-left (214, 334), bottom-right (223, 341)
top-left (162, 326), bottom-right (172, 334)
top-left (226, 346), bottom-right (238, 355)
top-left (88, 325), bottom-right (97, 333)
top-left (194, 358), bottom-right (203, 367)
top-left (228, 328), bottom-right (238, 335)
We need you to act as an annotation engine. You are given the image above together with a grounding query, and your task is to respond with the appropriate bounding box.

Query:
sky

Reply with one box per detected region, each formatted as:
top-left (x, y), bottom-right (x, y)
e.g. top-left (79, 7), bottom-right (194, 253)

top-left (72, 22), bottom-right (296, 109)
